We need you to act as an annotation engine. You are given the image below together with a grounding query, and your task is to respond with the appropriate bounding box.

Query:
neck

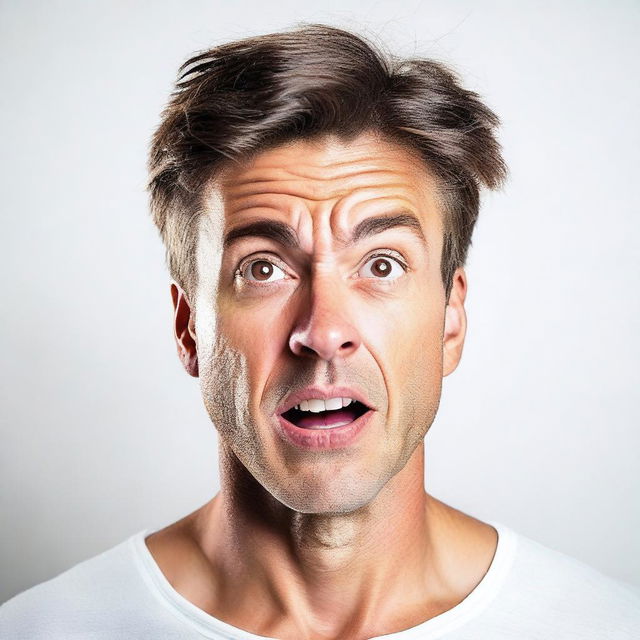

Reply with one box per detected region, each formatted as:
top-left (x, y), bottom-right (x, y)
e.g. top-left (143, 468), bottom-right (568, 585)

top-left (189, 442), bottom-right (483, 639)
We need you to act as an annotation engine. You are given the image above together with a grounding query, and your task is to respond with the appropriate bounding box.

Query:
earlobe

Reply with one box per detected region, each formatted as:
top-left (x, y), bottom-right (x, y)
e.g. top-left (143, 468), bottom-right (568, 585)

top-left (442, 268), bottom-right (468, 378)
top-left (170, 282), bottom-right (199, 378)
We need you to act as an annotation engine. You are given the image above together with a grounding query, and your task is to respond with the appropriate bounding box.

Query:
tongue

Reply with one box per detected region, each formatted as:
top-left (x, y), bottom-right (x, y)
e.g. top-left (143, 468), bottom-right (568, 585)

top-left (296, 407), bottom-right (358, 429)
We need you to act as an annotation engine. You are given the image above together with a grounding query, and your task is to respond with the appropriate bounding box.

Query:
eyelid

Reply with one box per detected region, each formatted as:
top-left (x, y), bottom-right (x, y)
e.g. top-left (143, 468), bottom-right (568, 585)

top-left (235, 252), bottom-right (293, 284)
top-left (360, 249), bottom-right (408, 271)
top-left (354, 249), bottom-right (409, 287)
top-left (237, 251), bottom-right (289, 272)
top-left (364, 249), bottom-right (408, 268)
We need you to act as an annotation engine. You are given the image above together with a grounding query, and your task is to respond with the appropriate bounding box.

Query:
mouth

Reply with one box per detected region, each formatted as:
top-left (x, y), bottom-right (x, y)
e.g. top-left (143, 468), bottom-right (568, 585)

top-left (281, 399), bottom-right (371, 430)
top-left (274, 387), bottom-right (376, 450)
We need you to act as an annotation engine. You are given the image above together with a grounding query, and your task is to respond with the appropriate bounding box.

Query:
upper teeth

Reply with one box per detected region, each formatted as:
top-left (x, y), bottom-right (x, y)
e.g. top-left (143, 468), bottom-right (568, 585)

top-left (294, 397), bottom-right (354, 412)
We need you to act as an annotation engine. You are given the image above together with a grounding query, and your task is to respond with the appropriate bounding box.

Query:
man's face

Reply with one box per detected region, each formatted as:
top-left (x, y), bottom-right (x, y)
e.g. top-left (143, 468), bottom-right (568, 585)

top-left (189, 132), bottom-right (464, 514)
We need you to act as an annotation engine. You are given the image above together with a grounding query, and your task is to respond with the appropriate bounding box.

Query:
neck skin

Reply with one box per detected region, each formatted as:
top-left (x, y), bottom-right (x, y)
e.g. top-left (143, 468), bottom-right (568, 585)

top-left (148, 442), bottom-right (498, 640)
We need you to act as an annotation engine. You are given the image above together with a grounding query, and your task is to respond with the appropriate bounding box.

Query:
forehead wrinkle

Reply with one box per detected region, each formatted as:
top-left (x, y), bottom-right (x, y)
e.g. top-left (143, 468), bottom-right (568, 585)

top-left (216, 138), bottom-right (440, 256)
top-left (224, 193), bottom-right (302, 218)
top-left (226, 162), bottom-right (395, 183)
top-left (225, 178), bottom-right (408, 205)
top-left (222, 141), bottom-right (425, 192)
top-left (218, 130), bottom-right (430, 188)
top-left (222, 188), bottom-right (432, 254)
top-left (330, 187), bottom-right (423, 234)
top-left (273, 163), bottom-right (399, 182)
top-left (335, 192), bottom-right (421, 215)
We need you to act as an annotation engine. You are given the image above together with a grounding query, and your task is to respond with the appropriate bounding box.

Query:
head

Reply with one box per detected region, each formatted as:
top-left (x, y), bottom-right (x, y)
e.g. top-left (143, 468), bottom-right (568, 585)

top-left (148, 25), bottom-right (506, 514)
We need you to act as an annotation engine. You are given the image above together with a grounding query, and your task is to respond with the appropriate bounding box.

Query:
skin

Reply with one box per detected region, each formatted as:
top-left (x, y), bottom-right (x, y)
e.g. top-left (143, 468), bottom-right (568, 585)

top-left (146, 132), bottom-right (498, 640)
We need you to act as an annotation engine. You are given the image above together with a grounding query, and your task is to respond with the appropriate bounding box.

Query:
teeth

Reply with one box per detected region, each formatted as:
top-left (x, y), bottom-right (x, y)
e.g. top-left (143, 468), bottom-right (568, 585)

top-left (307, 398), bottom-right (326, 413)
top-left (294, 397), bottom-right (356, 412)
top-left (325, 397), bottom-right (343, 411)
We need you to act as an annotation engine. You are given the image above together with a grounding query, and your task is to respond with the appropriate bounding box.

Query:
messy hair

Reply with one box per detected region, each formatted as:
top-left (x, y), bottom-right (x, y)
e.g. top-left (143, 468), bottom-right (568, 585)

top-left (148, 24), bottom-right (506, 302)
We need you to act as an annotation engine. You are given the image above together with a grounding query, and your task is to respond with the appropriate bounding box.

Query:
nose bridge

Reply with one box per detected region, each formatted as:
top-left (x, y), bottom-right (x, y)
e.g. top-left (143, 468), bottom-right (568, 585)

top-left (288, 264), bottom-right (361, 361)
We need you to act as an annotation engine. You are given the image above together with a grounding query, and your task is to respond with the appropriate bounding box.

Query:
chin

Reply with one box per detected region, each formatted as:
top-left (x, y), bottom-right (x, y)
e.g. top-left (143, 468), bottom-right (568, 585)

top-left (268, 471), bottom-right (388, 515)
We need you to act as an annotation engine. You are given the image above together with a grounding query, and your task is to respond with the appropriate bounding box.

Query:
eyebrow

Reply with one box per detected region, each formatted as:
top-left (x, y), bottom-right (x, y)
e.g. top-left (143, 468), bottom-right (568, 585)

top-left (222, 212), bottom-right (428, 250)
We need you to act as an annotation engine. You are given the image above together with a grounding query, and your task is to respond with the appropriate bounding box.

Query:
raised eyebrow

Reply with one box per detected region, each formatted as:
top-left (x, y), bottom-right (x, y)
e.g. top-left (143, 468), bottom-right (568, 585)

top-left (347, 213), bottom-right (427, 248)
top-left (223, 220), bottom-right (299, 250)
top-left (222, 213), bottom-right (427, 250)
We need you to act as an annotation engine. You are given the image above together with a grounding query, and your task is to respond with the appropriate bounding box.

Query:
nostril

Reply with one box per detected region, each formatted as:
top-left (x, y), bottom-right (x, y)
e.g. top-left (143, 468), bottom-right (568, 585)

top-left (297, 341), bottom-right (354, 358)
top-left (289, 323), bottom-right (361, 361)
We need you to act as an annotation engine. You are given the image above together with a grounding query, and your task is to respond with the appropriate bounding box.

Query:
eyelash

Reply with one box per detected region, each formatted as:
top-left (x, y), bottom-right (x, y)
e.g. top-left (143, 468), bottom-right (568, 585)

top-left (357, 251), bottom-right (408, 281)
top-left (234, 252), bottom-right (288, 284)
top-left (234, 250), bottom-right (408, 284)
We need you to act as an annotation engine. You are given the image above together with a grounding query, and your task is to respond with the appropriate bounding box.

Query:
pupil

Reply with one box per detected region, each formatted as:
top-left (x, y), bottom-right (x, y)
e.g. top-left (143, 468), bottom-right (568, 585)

top-left (252, 261), bottom-right (273, 280)
top-left (372, 258), bottom-right (390, 277)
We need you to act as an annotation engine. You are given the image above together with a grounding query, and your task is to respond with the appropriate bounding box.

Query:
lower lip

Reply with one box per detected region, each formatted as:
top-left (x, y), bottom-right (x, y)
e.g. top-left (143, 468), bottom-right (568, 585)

top-left (275, 410), bottom-right (375, 450)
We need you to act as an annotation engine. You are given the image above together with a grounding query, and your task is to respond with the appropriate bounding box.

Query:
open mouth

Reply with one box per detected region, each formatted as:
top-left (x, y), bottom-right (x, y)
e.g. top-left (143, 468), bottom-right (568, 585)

top-left (281, 400), bottom-right (370, 430)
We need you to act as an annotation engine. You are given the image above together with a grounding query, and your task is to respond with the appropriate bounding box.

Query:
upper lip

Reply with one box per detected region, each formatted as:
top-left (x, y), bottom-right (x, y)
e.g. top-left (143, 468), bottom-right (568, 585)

top-left (276, 385), bottom-right (374, 415)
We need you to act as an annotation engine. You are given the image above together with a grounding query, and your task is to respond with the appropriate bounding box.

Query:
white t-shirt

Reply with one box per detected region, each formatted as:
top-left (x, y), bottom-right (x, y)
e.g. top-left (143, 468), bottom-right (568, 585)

top-left (1, 521), bottom-right (639, 639)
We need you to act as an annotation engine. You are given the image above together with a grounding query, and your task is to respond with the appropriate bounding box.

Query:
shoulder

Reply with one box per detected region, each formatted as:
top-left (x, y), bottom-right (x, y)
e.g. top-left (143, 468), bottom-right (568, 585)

top-left (495, 526), bottom-right (640, 638)
top-left (0, 532), bottom-right (156, 639)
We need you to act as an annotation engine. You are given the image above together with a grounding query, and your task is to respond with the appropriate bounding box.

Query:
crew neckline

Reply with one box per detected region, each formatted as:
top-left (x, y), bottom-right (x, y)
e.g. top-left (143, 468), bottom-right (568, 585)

top-left (131, 520), bottom-right (517, 640)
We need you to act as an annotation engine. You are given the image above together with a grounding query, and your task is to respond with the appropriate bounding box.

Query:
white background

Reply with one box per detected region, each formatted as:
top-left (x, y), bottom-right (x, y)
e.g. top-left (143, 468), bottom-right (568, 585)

top-left (1, 0), bottom-right (638, 603)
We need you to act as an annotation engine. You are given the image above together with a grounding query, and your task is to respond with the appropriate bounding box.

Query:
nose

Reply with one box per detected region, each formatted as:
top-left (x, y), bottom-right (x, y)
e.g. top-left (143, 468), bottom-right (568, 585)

top-left (288, 277), bottom-right (361, 361)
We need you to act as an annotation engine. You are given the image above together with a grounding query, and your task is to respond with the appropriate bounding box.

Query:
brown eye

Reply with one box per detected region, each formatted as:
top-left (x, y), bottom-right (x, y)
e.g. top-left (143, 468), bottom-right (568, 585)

top-left (358, 255), bottom-right (405, 280)
top-left (242, 259), bottom-right (286, 283)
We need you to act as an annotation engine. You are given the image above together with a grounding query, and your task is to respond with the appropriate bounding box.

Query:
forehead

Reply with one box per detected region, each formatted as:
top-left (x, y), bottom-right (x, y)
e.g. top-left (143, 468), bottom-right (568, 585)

top-left (208, 132), bottom-right (443, 249)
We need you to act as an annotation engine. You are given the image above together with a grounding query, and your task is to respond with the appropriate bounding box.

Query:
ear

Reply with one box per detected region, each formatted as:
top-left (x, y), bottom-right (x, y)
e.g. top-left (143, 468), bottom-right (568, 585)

top-left (443, 267), bottom-right (468, 378)
top-left (170, 282), bottom-right (199, 378)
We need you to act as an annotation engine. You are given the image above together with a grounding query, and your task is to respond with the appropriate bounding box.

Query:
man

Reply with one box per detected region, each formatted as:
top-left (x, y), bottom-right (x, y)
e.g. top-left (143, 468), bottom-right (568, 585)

top-left (2, 23), bottom-right (638, 640)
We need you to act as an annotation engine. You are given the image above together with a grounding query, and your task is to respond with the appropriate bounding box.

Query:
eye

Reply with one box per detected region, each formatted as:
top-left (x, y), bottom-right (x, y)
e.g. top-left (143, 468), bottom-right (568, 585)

top-left (358, 253), bottom-right (406, 280)
top-left (239, 258), bottom-right (287, 283)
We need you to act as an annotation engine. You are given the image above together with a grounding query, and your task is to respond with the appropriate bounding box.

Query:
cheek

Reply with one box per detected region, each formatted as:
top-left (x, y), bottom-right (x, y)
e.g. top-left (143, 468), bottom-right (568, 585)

top-left (194, 294), bottom-right (255, 440)
top-left (199, 330), bottom-right (252, 440)
top-left (202, 296), bottom-right (291, 432)
top-left (372, 291), bottom-right (444, 379)
top-left (215, 296), bottom-right (290, 373)
top-left (401, 306), bottom-right (444, 436)
top-left (375, 293), bottom-right (444, 437)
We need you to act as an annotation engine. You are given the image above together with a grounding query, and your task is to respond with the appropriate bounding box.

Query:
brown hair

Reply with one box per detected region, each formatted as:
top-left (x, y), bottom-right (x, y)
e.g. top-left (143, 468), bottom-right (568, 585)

top-left (148, 24), bottom-right (506, 302)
